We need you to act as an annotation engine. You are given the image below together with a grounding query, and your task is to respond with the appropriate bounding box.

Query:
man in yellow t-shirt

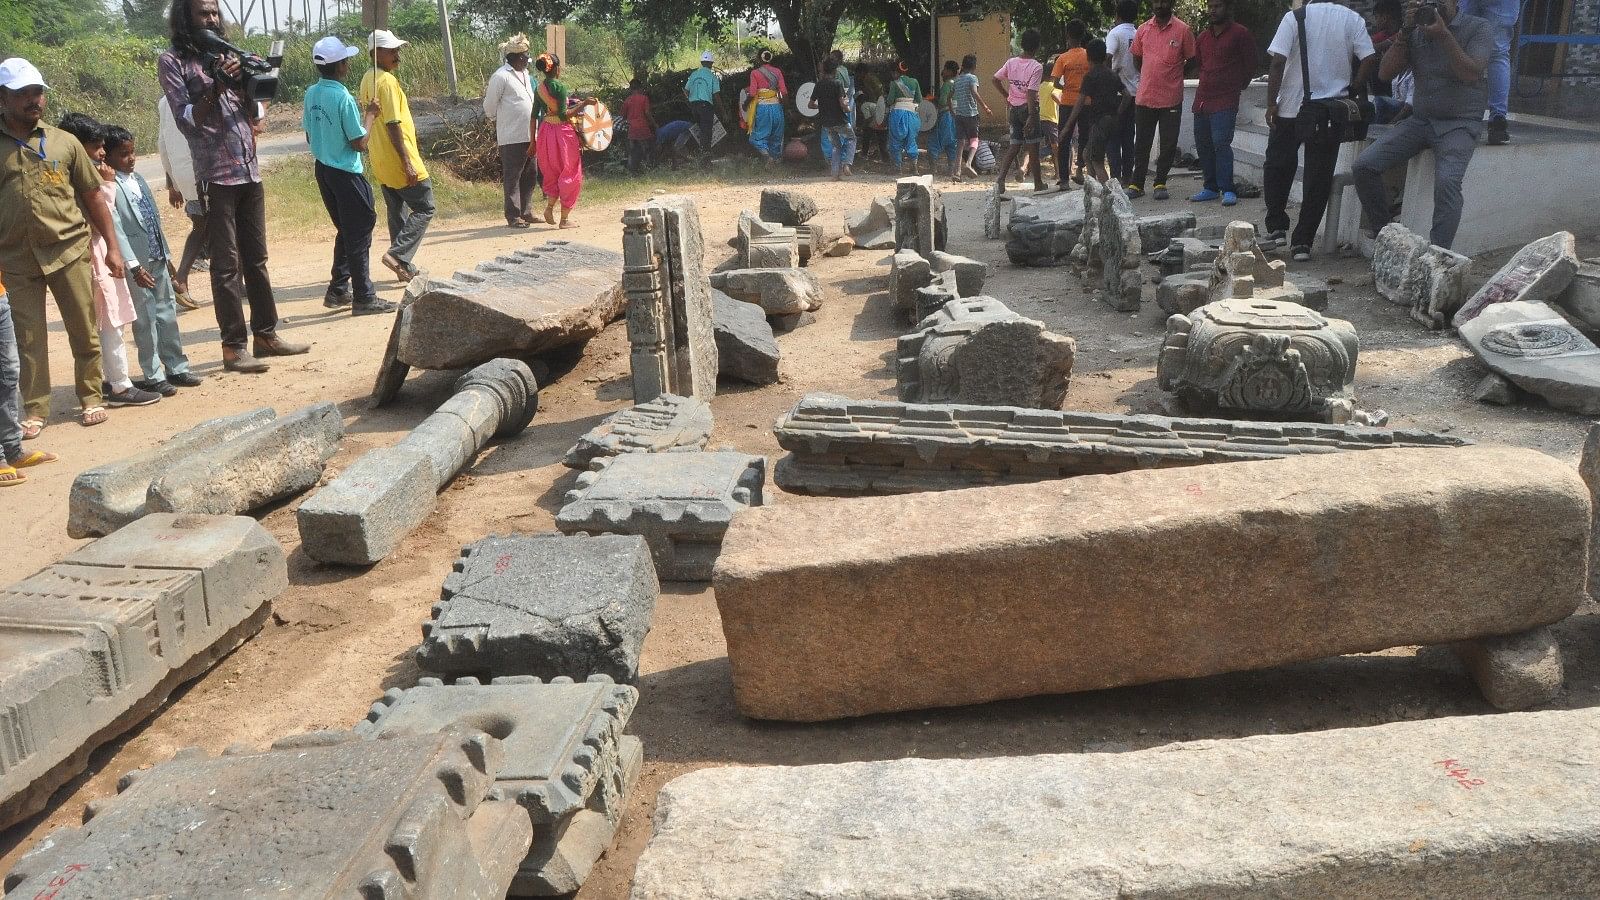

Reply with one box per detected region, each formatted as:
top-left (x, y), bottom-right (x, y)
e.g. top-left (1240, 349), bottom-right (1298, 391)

top-left (359, 30), bottom-right (433, 283)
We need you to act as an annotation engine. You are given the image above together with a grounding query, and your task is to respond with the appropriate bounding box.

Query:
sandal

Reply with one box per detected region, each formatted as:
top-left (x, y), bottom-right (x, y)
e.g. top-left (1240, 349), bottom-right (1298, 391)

top-left (544, 202), bottom-right (557, 226)
top-left (11, 449), bottom-right (58, 468)
top-left (0, 465), bottom-right (23, 487)
top-left (79, 406), bottom-right (108, 427)
top-left (21, 418), bottom-right (43, 440)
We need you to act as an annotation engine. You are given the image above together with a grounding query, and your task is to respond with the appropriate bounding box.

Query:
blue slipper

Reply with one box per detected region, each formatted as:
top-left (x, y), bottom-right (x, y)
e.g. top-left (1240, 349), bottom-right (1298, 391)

top-left (1189, 189), bottom-right (1220, 202)
top-left (1221, 191), bottom-right (1238, 206)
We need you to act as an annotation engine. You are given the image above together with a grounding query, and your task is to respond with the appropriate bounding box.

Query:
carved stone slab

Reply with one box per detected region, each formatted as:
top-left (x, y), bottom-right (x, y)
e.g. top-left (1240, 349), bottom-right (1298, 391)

top-left (897, 297), bottom-right (1075, 409)
top-left (1460, 299), bottom-right (1600, 414)
top-left (1371, 223), bottom-right (1472, 329)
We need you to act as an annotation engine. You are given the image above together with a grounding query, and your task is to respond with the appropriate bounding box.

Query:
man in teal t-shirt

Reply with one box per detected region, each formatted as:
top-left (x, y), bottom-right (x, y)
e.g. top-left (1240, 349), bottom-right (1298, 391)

top-left (684, 52), bottom-right (721, 155)
top-left (303, 36), bottom-right (392, 314)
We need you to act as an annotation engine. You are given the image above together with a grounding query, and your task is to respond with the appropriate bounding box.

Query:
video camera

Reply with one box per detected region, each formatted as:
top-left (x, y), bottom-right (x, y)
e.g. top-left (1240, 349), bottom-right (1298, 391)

top-left (1413, 0), bottom-right (1444, 26)
top-left (195, 29), bottom-right (283, 108)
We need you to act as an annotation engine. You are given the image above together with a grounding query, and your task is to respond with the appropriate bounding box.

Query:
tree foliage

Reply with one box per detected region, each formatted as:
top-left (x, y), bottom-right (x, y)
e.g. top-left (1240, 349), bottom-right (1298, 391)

top-left (1, 0), bottom-right (116, 46)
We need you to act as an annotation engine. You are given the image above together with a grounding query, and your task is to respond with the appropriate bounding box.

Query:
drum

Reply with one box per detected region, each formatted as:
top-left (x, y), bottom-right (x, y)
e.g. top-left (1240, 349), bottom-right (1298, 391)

top-left (917, 99), bottom-right (938, 133)
top-left (794, 81), bottom-right (819, 117)
top-left (578, 100), bottom-right (614, 151)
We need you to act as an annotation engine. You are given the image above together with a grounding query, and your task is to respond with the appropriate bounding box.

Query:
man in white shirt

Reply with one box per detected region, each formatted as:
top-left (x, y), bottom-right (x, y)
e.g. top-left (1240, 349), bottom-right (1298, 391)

top-left (1262, 0), bottom-right (1376, 260)
top-left (156, 96), bottom-right (204, 308)
top-left (1104, 0), bottom-right (1140, 181)
top-left (482, 33), bottom-right (537, 227)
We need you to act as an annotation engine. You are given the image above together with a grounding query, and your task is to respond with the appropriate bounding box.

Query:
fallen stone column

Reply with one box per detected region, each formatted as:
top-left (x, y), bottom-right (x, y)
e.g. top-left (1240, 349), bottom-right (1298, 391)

top-left (145, 402), bottom-right (344, 516)
top-left (772, 393), bottom-right (1471, 496)
top-left (631, 709), bottom-right (1600, 899)
top-left (0, 514), bottom-right (287, 829)
top-left (356, 675), bottom-right (642, 896)
top-left (418, 533), bottom-right (659, 683)
top-left (713, 446), bottom-right (1587, 721)
top-left (3, 728), bottom-right (531, 897)
top-left (68, 408), bottom-right (276, 537)
top-left (297, 359), bottom-right (538, 566)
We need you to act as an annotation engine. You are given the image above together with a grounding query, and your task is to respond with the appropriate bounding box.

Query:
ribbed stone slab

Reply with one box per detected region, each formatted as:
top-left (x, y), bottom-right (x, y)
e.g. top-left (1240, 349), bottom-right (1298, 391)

top-left (557, 451), bottom-right (766, 581)
top-left (631, 710), bottom-right (1600, 899)
top-left (356, 675), bottom-right (641, 896)
top-left (564, 394), bottom-right (713, 470)
top-left (145, 402), bottom-right (344, 516)
top-left (3, 729), bottom-right (530, 898)
top-left (772, 393), bottom-right (1471, 495)
top-left (393, 241), bottom-right (626, 370)
top-left (0, 514), bottom-right (286, 829)
top-left (67, 408), bottom-right (276, 538)
top-left (713, 447), bottom-right (1586, 720)
top-left (418, 533), bottom-right (658, 683)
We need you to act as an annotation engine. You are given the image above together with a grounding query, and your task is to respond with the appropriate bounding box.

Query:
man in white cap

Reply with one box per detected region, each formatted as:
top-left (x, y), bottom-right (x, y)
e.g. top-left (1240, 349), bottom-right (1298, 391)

top-left (361, 29), bottom-right (434, 284)
top-left (304, 37), bottom-right (393, 316)
top-left (0, 58), bottom-right (128, 433)
top-left (683, 51), bottom-right (721, 157)
top-left (484, 33), bottom-right (537, 227)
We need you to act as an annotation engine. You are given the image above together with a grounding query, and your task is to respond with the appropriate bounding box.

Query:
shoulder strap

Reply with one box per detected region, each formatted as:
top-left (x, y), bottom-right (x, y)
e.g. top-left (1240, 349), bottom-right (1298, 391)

top-left (1295, 7), bottom-right (1312, 104)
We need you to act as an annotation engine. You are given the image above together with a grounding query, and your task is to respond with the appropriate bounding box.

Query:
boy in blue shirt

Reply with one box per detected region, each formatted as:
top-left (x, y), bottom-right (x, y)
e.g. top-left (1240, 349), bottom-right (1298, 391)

top-left (304, 37), bottom-right (393, 315)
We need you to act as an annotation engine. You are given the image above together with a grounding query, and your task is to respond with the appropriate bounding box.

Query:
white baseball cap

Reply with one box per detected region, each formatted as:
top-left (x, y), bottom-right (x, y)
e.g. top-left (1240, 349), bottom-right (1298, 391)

top-left (701, 51), bottom-right (715, 63)
top-left (369, 30), bottom-right (409, 51)
top-left (312, 37), bottom-right (361, 65)
top-left (0, 58), bottom-right (47, 91)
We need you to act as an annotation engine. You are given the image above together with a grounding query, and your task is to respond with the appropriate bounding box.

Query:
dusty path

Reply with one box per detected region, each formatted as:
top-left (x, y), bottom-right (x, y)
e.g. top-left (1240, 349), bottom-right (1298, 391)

top-left (4, 167), bottom-right (1598, 897)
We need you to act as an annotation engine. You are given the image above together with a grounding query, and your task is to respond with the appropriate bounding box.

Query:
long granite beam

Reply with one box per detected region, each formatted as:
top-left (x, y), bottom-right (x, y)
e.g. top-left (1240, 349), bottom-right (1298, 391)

top-left (714, 447), bottom-right (1586, 721)
top-left (773, 393), bottom-right (1472, 496)
top-left (298, 359), bottom-right (538, 566)
top-left (632, 709), bottom-right (1600, 899)
top-left (0, 514), bottom-right (288, 829)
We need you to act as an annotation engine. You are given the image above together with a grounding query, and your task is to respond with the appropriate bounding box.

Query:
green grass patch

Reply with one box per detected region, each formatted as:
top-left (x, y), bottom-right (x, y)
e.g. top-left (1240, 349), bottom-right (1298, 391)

top-left (263, 155), bottom-right (504, 235)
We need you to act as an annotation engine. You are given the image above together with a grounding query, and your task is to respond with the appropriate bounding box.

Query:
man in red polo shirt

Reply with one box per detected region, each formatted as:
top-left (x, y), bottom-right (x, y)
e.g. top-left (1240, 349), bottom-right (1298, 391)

top-left (1190, 0), bottom-right (1258, 206)
top-left (1127, 0), bottom-right (1196, 199)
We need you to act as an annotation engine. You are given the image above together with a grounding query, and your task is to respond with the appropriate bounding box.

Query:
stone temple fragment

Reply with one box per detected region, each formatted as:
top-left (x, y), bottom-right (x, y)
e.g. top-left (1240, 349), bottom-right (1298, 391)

top-left (563, 393), bottom-right (713, 469)
top-left (1371, 223), bottom-right (1473, 329)
top-left (356, 675), bottom-right (642, 897)
top-left (3, 728), bottom-right (531, 898)
top-left (771, 393), bottom-right (1471, 496)
top-left (623, 196), bottom-right (719, 403)
top-left (556, 451), bottom-right (766, 581)
top-left (418, 532), bottom-right (659, 683)
top-left (897, 297), bottom-right (1075, 409)
top-left (1158, 299), bottom-right (1364, 424)
top-left (0, 514), bottom-right (287, 830)
top-left (1459, 299), bottom-right (1600, 415)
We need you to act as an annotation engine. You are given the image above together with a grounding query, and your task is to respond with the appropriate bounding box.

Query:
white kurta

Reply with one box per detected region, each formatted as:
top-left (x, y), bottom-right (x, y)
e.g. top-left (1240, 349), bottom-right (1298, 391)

top-left (483, 64), bottom-right (536, 147)
top-left (156, 96), bottom-right (198, 201)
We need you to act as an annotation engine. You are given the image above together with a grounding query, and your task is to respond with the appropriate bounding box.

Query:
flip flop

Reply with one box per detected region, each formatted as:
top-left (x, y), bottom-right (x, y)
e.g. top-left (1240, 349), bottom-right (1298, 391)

top-left (79, 406), bottom-right (108, 427)
top-left (21, 419), bottom-right (43, 440)
top-left (11, 449), bottom-right (58, 468)
top-left (0, 465), bottom-right (23, 487)
top-left (544, 203), bottom-right (558, 226)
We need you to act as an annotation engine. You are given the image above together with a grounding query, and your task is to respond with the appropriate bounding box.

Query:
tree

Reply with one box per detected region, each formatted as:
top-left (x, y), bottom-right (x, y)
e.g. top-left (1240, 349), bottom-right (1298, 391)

top-left (123, 0), bottom-right (172, 36)
top-left (1, 0), bottom-right (115, 45)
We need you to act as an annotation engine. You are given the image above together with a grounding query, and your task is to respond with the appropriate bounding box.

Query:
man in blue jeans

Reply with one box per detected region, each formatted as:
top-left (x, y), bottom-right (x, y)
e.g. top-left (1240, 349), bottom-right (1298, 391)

top-left (1190, 0), bottom-right (1258, 206)
top-left (1461, 0), bottom-right (1516, 144)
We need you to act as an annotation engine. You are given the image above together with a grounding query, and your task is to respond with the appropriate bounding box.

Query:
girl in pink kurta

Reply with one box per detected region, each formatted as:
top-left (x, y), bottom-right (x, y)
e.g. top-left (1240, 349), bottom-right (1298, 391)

top-left (532, 54), bottom-right (583, 227)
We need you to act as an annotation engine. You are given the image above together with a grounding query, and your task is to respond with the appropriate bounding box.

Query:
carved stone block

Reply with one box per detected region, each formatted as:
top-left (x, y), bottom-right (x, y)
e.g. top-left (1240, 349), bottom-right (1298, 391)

top-left (624, 197), bottom-right (719, 403)
top-left (896, 297), bottom-right (1076, 409)
top-left (1371, 223), bottom-right (1472, 329)
top-left (1158, 299), bottom-right (1359, 423)
top-left (893, 175), bottom-right (946, 255)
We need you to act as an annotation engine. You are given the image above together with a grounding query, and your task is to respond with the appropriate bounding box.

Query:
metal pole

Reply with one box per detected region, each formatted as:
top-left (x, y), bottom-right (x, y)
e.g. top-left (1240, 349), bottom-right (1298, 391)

top-left (436, 0), bottom-right (459, 100)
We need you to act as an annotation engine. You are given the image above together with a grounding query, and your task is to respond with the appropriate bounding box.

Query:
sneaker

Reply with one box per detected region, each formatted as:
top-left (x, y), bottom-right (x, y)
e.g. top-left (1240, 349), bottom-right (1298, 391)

top-left (1125, 185), bottom-right (1145, 199)
top-left (1261, 229), bottom-right (1288, 249)
top-left (1488, 117), bottom-right (1509, 146)
top-left (1221, 191), bottom-right (1238, 207)
top-left (135, 378), bottom-right (178, 397)
top-left (1291, 245), bottom-right (1312, 262)
top-left (106, 385), bottom-right (161, 407)
top-left (352, 298), bottom-right (399, 316)
top-left (168, 371), bottom-right (204, 388)
top-left (1189, 189), bottom-right (1220, 202)
top-left (1153, 183), bottom-right (1170, 200)
top-left (323, 288), bottom-right (353, 309)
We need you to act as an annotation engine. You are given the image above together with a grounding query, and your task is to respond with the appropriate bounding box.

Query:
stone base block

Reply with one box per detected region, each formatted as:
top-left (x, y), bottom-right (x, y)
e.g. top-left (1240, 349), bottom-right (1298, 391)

top-left (557, 451), bottom-right (767, 581)
top-left (1455, 626), bottom-right (1564, 710)
top-left (631, 710), bottom-right (1600, 899)
top-left (712, 447), bottom-right (1586, 721)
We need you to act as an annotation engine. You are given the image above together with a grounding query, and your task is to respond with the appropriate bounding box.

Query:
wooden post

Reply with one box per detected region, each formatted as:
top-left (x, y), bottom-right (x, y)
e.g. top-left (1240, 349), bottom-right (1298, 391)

top-left (545, 23), bottom-right (567, 63)
top-left (436, 0), bottom-right (459, 99)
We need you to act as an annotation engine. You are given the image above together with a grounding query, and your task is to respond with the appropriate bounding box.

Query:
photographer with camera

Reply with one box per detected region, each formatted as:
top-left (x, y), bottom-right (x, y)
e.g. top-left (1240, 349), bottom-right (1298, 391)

top-left (159, 0), bottom-right (307, 374)
top-left (1351, 0), bottom-right (1493, 250)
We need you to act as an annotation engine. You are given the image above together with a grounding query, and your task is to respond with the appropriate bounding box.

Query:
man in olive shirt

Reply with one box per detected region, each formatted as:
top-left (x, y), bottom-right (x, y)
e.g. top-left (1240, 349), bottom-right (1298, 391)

top-left (0, 58), bottom-right (127, 430)
top-left (1352, 0), bottom-right (1493, 249)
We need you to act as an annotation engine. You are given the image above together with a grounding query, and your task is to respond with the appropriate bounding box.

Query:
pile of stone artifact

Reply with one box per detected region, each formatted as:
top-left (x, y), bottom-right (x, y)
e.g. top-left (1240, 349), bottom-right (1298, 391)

top-left (69, 403), bottom-right (343, 537)
top-left (372, 240), bottom-right (626, 405)
top-left (297, 359), bottom-right (539, 566)
top-left (1005, 180), bottom-right (1192, 271)
top-left (1158, 221), bottom-right (1329, 316)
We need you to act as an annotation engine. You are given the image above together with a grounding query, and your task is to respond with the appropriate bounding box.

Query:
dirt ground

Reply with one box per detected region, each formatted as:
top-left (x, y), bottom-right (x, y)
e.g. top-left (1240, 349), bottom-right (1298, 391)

top-left (5, 163), bottom-right (1599, 897)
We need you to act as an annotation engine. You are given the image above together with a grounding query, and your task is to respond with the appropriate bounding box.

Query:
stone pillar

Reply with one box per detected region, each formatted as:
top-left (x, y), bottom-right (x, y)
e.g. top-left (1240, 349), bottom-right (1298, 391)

top-left (623, 197), bottom-right (718, 403)
top-left (624, 208), bottom-right (674, 404)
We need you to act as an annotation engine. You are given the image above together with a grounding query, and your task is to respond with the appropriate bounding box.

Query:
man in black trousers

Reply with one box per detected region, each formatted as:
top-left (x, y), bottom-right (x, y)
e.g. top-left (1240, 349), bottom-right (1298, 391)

top-left (302, 36), bottom-right (394, 315)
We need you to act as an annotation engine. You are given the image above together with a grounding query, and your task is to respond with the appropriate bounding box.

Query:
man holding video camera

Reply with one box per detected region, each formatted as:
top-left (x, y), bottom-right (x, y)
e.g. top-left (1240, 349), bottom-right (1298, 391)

top-left (159, 0), bottom-right (307, 373)
top-left (1351, 0), bottom-right (1493, 250)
